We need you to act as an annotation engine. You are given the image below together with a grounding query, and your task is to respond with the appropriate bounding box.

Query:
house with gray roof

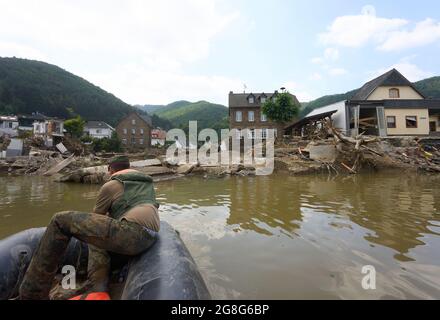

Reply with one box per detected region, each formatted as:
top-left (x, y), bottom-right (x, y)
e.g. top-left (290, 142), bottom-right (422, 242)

top-left (84, 121), bottom-right (115, 139)
top-left (296, 69), bottom-right (440, 137)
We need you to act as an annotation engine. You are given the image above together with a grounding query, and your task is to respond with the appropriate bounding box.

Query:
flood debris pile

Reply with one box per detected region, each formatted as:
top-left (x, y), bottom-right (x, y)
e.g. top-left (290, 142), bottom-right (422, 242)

top-left (54, 158), bottom-right (179, 184)
top-left (0, 136), bottom-right (11, 152)
top-left (276, 120), bottom-right (440, 175)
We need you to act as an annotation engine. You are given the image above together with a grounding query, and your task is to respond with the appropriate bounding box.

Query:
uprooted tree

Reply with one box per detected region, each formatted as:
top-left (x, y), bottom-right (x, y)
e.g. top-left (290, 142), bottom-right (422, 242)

top-left (324, 119), bottom-right (381, 174)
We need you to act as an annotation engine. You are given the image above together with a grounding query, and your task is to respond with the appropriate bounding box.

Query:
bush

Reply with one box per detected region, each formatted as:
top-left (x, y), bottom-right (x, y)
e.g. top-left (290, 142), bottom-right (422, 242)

top-left (90, 132), bottom-right (123, 153)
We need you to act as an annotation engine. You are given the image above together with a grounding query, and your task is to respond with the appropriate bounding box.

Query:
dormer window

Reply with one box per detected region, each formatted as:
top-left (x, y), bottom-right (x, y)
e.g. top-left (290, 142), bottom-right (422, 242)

top-left (261, 97), bottom-right (267, 103)
top-left (248, 96), bottom-right (254, 104)
top-left (389, 88), bottom-right (400, 99)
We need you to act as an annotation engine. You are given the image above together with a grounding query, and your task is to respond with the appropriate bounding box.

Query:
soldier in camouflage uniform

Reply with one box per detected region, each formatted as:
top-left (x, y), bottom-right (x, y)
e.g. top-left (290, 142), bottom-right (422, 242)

top-left (19, 156), bottom-right (160, 300)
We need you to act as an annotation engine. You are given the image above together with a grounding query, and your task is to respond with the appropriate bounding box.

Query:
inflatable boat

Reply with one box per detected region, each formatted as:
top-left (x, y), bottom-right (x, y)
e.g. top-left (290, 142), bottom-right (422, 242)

top-left (0, 222), bottom-right (211, 300)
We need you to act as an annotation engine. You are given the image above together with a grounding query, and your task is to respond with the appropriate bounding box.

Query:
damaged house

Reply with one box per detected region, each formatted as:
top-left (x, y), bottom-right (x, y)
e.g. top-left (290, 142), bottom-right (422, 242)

top-left (0, 116), bottom-right (19, 137)
top-left (293, 69), bottom-right (440, 137)
top-left (33, 117), bottom-right (65, 147)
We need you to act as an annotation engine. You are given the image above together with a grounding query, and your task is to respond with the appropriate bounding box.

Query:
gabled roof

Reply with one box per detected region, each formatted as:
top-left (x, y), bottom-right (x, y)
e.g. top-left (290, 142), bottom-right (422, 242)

top-left (17, 113), bottom-right (49, 121)
top-left (139, 114), bottom-right (153, 126)
top-left (229, 91), bottom-right (299, 108)
top-left (85, 121), bottom-right (114, 130)
top-left (117, 112), bottom-right (153, 127)
top-left (351, 68), bottom-right (426, 100)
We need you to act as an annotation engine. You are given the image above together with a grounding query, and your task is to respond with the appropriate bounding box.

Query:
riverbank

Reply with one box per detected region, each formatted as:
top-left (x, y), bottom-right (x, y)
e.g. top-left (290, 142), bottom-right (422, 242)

top-left (1, 134), bottom-right (440, 184)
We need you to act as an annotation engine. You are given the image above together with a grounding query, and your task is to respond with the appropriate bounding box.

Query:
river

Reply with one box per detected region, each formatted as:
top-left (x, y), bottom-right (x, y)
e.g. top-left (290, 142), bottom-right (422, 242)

top-left (1, 173), bottom-right (440, 299)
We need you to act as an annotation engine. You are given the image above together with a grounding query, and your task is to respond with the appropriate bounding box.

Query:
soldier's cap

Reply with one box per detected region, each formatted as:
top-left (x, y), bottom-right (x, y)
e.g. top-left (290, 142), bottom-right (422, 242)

top-left (108, 155), bottom-right (130, 166)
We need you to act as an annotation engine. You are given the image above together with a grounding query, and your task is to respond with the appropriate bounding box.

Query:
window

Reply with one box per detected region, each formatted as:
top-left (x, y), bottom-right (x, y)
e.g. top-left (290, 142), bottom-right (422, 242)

top-left (122, 139), bottom-right (127, 145)
top-left (386, 116), bottom-right (396, 129)
top-left (131, 137), bottom-right (136, 144)
top-left (261, 97), bottom-right (267, 103)
top-left (247, 129), bottom-right (255, 139)
top-left (132, 128), bottom-right (136, 135)
top-left (249, 96), bottom-right (254, 104)
top-left (123, 128), bottom-right (127, 135)
top-left (261, 113), bottom-right (267, 122)
top-left (248, 111), bottom-right (255, 122)
top-left (406, 116), bottom-right (418, 128)
top-left (236, 111), bottom-right (242, 122)
top-left (132, 119), bottom-right (136, 125)
top-left (139, 139), bottom-right (144, 145)
top-left (96, 129), bottom-right (101, 134)
top-left (389, 88), bottom-right (400, 99)
top-left (8, 122), bottom-right (13, 128)
top-left (140, 128), bottom-right (144, 135)
top-left (262, 128), bottom-right (267, 139)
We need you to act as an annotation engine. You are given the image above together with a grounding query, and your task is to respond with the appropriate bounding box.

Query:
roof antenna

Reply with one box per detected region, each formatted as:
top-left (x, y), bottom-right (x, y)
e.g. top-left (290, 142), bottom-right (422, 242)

top-left (243, 84), bottom-right (247, 94)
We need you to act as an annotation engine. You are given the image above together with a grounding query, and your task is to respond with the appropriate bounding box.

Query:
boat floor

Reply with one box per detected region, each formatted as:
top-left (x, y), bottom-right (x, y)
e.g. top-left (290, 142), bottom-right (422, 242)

top-left (49, 273), bottom-right (126, 300)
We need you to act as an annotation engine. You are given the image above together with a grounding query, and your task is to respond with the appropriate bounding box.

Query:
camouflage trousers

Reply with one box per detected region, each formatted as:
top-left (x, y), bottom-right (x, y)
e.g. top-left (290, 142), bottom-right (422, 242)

top-left (19, 211), bottom-right (157, 300)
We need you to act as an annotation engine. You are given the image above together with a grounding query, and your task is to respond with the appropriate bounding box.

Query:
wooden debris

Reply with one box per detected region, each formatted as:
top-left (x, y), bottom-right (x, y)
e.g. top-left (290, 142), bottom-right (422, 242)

top-left (43, 155), bottom-right (75, 176)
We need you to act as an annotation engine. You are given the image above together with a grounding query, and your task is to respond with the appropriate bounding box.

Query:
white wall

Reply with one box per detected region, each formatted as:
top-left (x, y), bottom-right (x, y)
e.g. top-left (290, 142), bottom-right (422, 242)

top-left (151, 138), bottom-right (165, 146)
top-left (0, 120), bottom-right (19, 137)
top-left (368, 86), bottom-right (424, 100)
top-left (87, 128), bottom-right (113, 139)
top-left (306, 100), bottom-right (348, 134)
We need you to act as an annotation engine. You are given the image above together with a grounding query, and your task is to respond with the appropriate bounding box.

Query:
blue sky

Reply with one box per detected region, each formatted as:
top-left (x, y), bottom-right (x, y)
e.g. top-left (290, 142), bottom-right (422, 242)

top-left (0, 0), bottom-right (439, 105)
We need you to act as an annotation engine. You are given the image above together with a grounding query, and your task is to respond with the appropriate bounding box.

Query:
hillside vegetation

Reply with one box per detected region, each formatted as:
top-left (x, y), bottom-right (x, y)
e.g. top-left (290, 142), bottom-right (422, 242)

top-left (140, 100), bottom-right (229, 131)
top-left (0, 57), bottom-right (139, 126)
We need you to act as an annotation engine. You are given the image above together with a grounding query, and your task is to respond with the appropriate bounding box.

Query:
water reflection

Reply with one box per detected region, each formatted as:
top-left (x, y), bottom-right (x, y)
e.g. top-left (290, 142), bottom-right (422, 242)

top-left (228, 176), bottom-right (302, 236)
top-left (0, 173), bottom-right (439, 299)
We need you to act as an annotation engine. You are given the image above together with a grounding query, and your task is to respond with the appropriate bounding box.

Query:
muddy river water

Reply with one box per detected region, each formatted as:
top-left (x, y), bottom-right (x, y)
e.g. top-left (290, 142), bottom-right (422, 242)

top-left (1, 173), bottom-right (439, 299)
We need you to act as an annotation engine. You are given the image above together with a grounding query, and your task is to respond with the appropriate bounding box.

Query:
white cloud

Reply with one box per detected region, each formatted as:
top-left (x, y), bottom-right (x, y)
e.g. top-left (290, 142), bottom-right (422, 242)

top-left (369, 61), bottom-right (433, 82)
top-left (281, 81), bottom-right (316, 102)
top-left (378, 18), bottom-right (440, 51)
top-left (319, 6), bottom-right (408, 48)
top-left (86, 65), bottom-right (243, 105)
top-left (309, 73), bottom-right (323, 81)
top-left (0, 42), bottom-right (47, 61)
top-left (311, 47), bottom-right (339, 65)
top-left (328, 68), bottom-right (348, 76)
top-left (311, 57), bottom-right (324, 64)
top-left (0, 0), bottom-right (243, 105)
top-left (319, 5), bottom-right (440, 52)
top-left (324, 48), bottom-right (339, 61)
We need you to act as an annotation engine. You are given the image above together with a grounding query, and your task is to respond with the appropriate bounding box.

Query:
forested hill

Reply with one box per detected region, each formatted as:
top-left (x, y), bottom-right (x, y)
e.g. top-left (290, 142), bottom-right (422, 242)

top-left (138, 100), bottom-right (229, 131)
top-left (0, 57), bottom-right (140, 126)
top-left (300, 76), bottom-right (440, 117)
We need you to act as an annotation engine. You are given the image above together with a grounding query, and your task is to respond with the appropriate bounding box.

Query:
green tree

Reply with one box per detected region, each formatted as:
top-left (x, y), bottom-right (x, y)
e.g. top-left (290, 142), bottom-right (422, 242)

top-left (91, 132), bottom-right (123, 153)
top-left (64, 116), bottom-right (85, 138)
top-left (262, 92), bottom-right (300, 123)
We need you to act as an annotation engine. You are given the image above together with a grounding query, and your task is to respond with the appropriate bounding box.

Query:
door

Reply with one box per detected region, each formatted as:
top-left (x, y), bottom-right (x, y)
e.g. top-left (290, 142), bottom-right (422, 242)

top-left (376, 107), bottom-right (387, 137)
top-left (430, 121), bottom-right (437, 133)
